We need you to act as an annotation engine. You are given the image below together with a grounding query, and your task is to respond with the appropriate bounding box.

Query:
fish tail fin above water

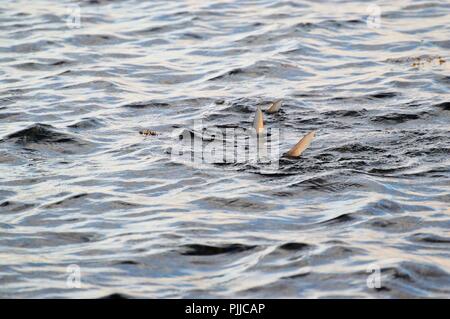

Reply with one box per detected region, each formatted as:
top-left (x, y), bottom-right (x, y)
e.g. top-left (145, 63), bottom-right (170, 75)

top-left (286, 131), bottom-right (316, 157)
top-left (266, 100), bottom-right (282, 113)
top-left (253, 106), bottom-right (264, 134)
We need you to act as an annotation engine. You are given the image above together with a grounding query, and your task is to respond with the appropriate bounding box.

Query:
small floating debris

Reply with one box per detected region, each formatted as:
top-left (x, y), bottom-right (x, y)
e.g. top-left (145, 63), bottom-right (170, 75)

top-left (386, 55), bottom-right (446, 68)
top-left (139, 129), bottom-right (158, 136)
top-left (411, 56), bottom-right (446, 67)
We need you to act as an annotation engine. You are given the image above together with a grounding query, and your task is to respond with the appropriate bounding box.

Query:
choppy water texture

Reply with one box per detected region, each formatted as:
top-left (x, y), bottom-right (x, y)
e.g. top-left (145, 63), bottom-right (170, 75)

top-left (1, 0), bottom-right (450, 298)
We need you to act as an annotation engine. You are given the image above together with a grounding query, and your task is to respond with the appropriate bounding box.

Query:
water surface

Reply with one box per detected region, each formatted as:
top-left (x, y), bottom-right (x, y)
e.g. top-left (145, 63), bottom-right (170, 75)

top-left (0, 0), bottom-right (450, 298)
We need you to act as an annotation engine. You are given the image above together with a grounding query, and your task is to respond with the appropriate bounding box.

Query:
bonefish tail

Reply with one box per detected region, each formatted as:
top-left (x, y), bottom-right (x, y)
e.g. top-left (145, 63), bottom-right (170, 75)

top-left (266, 100), bottom-right (282, 114)
top-left (253, 106), bottom-right (264, 134)
top-left (285, 131), bottom-right (316, 157)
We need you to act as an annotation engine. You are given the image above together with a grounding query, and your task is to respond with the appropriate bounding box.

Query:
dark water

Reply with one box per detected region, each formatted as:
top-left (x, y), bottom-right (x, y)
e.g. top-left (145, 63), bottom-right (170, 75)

top-left (1, 0), bottom-right (450, 298)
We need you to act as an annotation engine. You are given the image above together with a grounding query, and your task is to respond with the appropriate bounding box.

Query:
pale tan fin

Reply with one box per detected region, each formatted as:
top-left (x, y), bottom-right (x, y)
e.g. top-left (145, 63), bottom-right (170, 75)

top-left (266, 100), bottom-right (282, 114)
top-left (286, 131), bottom-right (315, 157)
top-left (253, 106), bottom-right (264, 134)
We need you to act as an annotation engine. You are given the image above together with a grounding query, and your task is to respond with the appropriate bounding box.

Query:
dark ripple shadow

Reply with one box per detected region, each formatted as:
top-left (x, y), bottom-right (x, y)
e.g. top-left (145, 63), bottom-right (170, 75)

top-left (287, 175), bottom-right (364, 194)
top-left (322, 109), bottom-right (368, 118)
top-left (66, 33), bottom-right (128, 46)
top-left (191, 196), bottom-right (277, 212)
top-left (278, 242), bottom-right (312, 251)
top-left (433, 101), bottom-right (450, 110)
top-left (209, 60), bottom-right (314, 81)
top-left (121, 101), bottom-right (170, 109)
top-left (44, 193), bottom-right (89, 209)
top-left (11, 60), bottom-right (73, 71)
top-left (180, 243), bottom-right (257, 256)
top-left (407, 233), bottom-right (450, 245)
top-left (0, 200), bottom-right (35, 213)
top-left (67, 118), bottom-right (104, 130)
top-left (99, 293), bottom-right (131, 299)
top-left (1, 123), bottom-right (93, 154)
top-left (382, 262), bottom-right (450, 297)
top-left (318, 213), bottom-right (357, 226)
top-left (0, 231), bottom-right (99, 248)
top-left (362, 216), bottom-right (424, 233)
top-left (370, 112), bottom-right (427, 123)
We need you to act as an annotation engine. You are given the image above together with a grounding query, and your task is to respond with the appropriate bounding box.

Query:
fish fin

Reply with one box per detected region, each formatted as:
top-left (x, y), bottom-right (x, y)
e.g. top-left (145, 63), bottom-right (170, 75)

top-left (253, 106), bottom-right (264, 134)
top-left (286, 131), bottom-right (315, 157)
top-left (266, 100), bottom-right (282, 113)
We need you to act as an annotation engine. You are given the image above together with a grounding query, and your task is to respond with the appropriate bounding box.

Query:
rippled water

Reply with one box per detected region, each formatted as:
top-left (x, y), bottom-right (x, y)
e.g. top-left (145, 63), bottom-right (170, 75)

top-left (1, 0), bottom-right (450, 298)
